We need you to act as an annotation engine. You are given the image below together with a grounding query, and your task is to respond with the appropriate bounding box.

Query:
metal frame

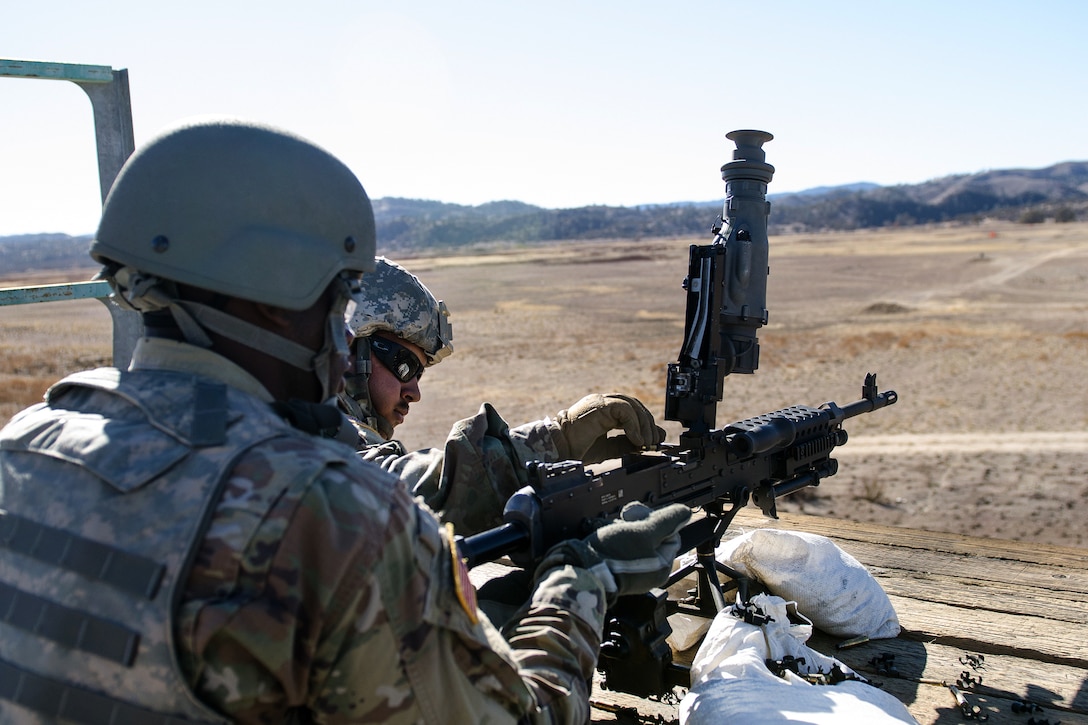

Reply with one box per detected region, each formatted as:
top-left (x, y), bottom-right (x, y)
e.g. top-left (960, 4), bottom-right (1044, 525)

top-left (0, 59), bottom-right (141, 367)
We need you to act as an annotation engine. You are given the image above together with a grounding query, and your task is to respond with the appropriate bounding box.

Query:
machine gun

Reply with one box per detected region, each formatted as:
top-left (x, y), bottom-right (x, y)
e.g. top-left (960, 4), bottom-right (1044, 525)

top-left (459, 130), bottom-right (898, 697)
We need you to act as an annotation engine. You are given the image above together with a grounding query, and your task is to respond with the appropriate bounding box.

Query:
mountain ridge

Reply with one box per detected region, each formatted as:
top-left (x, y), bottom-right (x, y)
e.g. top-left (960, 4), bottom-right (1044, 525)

top-left (3, 161), bottom-right (1086, 272)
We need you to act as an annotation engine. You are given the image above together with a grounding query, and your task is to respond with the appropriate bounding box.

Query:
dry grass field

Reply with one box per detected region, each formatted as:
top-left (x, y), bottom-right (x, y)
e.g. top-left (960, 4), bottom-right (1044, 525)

top-left (3, 221), bottom-right (1087, 548)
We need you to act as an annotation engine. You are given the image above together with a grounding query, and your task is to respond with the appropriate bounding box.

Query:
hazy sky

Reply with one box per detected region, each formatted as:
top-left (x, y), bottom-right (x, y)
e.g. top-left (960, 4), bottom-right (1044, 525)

top-left (1, 1), bottom-right (1085, 236)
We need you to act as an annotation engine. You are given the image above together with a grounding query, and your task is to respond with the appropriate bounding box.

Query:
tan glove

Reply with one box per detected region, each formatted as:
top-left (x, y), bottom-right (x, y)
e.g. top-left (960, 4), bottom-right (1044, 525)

top-left (552, 394), bottom-right (666, 463)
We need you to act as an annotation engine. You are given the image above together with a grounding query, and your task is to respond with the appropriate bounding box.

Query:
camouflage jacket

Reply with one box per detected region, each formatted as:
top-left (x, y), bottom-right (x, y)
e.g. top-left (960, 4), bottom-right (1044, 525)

top-left (356, 404), bottom-right (562, 536)
top-left (0, 338), bottom-right (606, 724)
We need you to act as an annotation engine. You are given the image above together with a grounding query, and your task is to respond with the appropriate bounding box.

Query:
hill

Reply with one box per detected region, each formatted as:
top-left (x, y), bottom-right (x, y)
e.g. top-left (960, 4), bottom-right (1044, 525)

top-left (370, 161), bottom-right (1088, 248)
top-left (2, 161), bottom-right (1087, 272)
top-left (0, 233), bottom-right (95, 274)
top-left (770, 161), bottom-right (1088, 231)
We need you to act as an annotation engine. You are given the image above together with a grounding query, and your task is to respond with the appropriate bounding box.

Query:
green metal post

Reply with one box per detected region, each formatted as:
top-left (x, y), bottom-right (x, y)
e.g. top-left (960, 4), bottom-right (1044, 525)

top-left (1, 59), bottom-right (142, 367)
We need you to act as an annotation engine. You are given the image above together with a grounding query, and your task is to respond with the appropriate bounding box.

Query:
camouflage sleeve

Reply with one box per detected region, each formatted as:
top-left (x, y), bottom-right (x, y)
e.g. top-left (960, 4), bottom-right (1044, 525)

top-left (507, 415), bottom-right (562, 464)
top-left (180, 443), bottom-right (605, 723)
top-left (502, 549), bottom-right (608, 724)
top-left (363, 403), bottom-right (559, 536)
top-left (379, 485), bottom-right (608, 725)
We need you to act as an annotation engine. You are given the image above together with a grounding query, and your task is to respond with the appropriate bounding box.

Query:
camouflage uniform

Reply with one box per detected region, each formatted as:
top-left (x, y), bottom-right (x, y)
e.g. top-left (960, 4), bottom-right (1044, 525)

top-left (340, 258), bottom-right (452, 442)
top-left (342, 258), bottom-right (574, 536)
top-left (0, 338), bottom-right (607, 723)
top-left (357, 403), bottom-right (565, 536)
top-left (341, 262), bottom-right (664, 540)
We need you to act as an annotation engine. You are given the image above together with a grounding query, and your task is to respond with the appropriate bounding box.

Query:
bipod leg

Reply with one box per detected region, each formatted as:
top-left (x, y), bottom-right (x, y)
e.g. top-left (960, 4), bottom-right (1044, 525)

top-left (667, 504), bottom-right (749, 616)
top-left (692, 539), bottom-right (727, 617)
top-left (667, 538), bottom-right (743, 617)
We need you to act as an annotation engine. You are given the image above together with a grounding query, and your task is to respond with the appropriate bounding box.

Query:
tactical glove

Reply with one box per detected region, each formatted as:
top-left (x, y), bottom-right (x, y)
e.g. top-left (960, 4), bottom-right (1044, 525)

top-left (586, 501), bottom-right (690, 598)
top-left (551, 394), bottom-right (666, 463)
top-left (533, 501), bottom-right (691, 606)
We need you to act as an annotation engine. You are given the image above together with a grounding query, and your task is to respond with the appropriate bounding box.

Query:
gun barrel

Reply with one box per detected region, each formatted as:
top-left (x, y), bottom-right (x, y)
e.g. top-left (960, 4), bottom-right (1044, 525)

top-left (840, 388), bottom-right (898, 420)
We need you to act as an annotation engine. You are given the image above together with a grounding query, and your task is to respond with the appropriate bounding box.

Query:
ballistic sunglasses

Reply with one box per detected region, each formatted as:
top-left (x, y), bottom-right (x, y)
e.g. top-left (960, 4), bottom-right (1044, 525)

top-left (370, 336), bottom-right (425, 383)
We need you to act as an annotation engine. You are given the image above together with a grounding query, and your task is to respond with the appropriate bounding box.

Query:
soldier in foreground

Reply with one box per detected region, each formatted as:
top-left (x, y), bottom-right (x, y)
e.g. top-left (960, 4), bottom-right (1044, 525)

top-left (0, 118), bottom-right (690, 723)
top-left (340, 256), bottom-right (668, 535)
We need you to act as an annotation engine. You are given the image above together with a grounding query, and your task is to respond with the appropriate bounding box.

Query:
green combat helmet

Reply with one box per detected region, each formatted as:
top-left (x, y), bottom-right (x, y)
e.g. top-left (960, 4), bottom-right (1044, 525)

top-left (90, 117), bottom-right (376, 402)
top-left (341, 257), bottom-right (453, 437)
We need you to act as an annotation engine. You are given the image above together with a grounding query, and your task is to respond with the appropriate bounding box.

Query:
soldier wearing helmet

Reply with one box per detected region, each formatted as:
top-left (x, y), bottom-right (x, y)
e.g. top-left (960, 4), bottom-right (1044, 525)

top-left (340, 257), bottom-right (669, 538)
top-left (339, 256), bottom-right (454, 442)
top-left (0, 118), bottom-right (689, 723)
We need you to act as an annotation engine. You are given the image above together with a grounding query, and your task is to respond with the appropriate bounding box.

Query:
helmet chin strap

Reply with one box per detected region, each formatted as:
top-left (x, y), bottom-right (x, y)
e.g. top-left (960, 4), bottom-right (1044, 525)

top-left (340, 338), bottom-right (394, 440)
top-left (174, 301), bottom-right (346, 402)
top-left (107, 265), bottom-right (352, 403)
top-left (336, 390), bottom-right (386, 439)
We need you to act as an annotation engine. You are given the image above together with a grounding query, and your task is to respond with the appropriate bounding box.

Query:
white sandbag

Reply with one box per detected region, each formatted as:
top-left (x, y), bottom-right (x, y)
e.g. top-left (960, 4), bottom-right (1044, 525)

top-left (667, 611), bottom-right (713, 652)
top-left (714, 529), bottom-right (900, 639)
top-left (681, 594), bottom-right (917, 725)
top-left (689, 594), bottom-right (833, 681)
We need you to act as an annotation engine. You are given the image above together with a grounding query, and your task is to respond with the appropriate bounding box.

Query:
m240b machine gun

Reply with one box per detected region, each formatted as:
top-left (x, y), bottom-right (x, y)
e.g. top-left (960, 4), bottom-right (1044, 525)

top-left (459, 130), bottom-right (898, 697)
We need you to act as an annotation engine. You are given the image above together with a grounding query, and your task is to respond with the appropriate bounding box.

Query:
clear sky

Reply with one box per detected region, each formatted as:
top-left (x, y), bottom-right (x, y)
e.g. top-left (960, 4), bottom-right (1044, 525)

top-left (1, 0), bottom-right (1086, 236)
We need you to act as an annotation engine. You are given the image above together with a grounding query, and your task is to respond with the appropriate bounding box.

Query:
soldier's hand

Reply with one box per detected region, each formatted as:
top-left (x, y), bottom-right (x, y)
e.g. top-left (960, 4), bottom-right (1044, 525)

top-left (584, 502), bottom-right (691, 600)
top-left (552, 394), bottom-right (665, 463)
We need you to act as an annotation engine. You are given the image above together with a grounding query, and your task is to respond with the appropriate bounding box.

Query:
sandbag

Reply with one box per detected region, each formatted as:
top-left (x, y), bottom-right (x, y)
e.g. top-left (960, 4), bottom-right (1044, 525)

top-left (713, 529), bottom-right (900, 639)
top-left (680, 594), bottom-right (917, 725)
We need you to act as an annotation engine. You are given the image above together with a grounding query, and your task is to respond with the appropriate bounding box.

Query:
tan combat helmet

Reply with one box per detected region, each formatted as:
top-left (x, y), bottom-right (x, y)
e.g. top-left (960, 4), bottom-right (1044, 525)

top-left (91, 117), bottom-right (376, 401)
top-left (341, 257), bottom-right (453, 437)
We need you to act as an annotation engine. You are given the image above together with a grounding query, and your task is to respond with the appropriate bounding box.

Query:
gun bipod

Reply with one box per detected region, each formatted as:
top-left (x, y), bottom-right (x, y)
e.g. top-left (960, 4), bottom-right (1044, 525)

top-left (667, 543), bottom-right (750, 619)
top-left (668, 500), bottom-right (751, 618)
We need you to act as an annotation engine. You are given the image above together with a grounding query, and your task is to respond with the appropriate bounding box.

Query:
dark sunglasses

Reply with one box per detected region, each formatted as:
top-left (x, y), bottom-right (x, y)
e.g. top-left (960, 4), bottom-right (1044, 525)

top-left (370, 337), bottom-right (425, 383)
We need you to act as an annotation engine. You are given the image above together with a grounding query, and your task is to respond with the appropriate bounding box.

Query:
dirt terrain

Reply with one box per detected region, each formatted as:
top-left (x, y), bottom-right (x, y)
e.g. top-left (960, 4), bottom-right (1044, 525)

top-left (2, 220), bottom-right (1087, 548)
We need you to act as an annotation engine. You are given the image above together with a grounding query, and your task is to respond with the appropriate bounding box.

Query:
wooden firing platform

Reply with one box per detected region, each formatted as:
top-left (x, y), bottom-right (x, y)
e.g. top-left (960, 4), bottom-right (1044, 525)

top-left (578, 509), bottom-right (1088, 724)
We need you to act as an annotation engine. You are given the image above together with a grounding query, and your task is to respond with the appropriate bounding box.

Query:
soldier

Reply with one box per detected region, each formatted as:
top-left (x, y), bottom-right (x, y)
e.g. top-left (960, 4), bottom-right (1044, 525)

top-left (0, 118), bottom-right (690, 724)
top-left (337, 255), bottom-right (454, 445)
top-left (340, 256), bottom-right (668, 536)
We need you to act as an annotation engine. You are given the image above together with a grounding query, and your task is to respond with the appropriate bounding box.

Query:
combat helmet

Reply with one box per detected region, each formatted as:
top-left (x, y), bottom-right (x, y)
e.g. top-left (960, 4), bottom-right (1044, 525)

top-left (341, 257), bottom-right (453, 439)
top-left (93, 117), bottom-right (375, 307)
top-left (91, 117), bottom-right (376, 402)
top-left (349, 257), bottom-right (453, 364)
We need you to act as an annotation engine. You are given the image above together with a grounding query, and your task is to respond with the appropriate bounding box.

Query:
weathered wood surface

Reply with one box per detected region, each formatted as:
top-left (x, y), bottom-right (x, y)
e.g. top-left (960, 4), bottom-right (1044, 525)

top-left (478, 509), bottom-right (1088, 724)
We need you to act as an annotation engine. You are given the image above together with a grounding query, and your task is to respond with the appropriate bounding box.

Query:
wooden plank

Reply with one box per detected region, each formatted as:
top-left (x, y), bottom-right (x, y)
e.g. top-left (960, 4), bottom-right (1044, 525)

top-left (474, 512), bottom-right (1088, 723)
top-left (881, 681), bottom-right (1088, 725)
top-left (721, 509), bottom-right (1088, 624)
top-left (824, 538), bottom-right (1088, 597)
top-left (809, 633), bottom-right (1088, 723)
top-left (887, 593), bottom-right (1088, 666)
top-left (731, 509), bottom-right (1088, 569)
top-left (589, 674), bottom-right (681, 723)
top-left (873, 568), bottom-right (1088, 625)
top-left (711, 535), bottom-right (1088, 622)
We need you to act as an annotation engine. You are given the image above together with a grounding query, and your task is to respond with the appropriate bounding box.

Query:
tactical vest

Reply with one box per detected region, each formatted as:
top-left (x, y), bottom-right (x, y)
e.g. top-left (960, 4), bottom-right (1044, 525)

top-left (0, 367), bottom-right (297, 724)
